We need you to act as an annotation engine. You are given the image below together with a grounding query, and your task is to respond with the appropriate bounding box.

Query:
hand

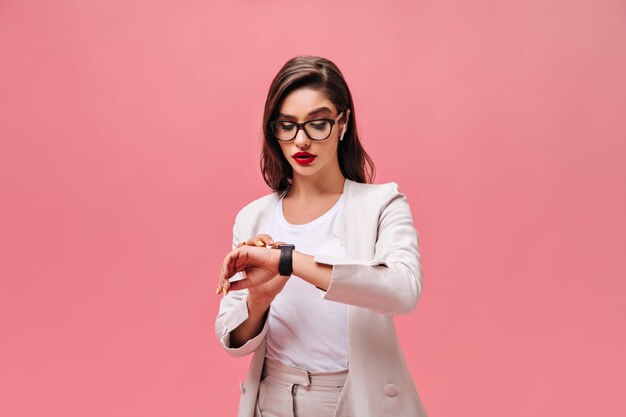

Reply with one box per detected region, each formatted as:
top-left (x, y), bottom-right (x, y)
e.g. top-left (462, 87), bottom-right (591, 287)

top-left (217, 234), bottom-right (290, 303)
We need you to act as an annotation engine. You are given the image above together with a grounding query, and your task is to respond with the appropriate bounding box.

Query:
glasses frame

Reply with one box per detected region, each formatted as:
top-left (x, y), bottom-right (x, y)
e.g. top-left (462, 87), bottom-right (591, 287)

top-left (270, 111), bottom-right (345, 142)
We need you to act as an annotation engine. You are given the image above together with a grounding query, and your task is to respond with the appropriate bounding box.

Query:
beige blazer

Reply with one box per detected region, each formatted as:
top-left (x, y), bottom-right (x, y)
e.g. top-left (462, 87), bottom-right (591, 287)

top-left (215, 178), bottom-right (428, 417)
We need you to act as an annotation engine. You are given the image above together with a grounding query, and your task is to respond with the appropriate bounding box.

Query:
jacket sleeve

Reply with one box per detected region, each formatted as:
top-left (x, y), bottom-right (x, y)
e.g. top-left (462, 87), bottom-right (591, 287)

top-left (313, 186), bottom-right (423, 315)
top-left (214, 212), bottom-right (270, 357)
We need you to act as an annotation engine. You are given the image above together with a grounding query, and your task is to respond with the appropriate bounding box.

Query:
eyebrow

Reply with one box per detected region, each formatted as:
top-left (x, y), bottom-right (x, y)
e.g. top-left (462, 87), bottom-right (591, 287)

top-left (277, 107), bottom-right (332, 119)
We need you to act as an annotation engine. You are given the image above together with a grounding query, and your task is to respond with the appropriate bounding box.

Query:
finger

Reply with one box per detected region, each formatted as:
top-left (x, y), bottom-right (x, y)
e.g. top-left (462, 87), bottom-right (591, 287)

top-left (225, 266), bottom-right (251, 294)
top-left (237, 241), bottom-right (247, 248)
top-left (222, 270), bottom-right (243, 296)
top-left (216, 269), bottom-right (225, 295)
top-left (217, 264), bottom-right (223, 295)
top-left (219, 272), bottom-right (229, 296)
top-left (256, 234), bottom-right (275, 246)
top-left (218, 251), bottom-right (236, 296)
top-left (246, 234), bottom-right (274, 247)
top-left (220, 250), bottom-right (236, 289)
top-left (224, 258), bottom-right (250, 294)
top-left (221, 247), bottom-right (246, 290)
top-left (224, 246), bottom-right (243, 274)
top-left (218, 265), bottom-right (227, 296)
top-left (218, 272), bottom-right (230, 296)
top-left (271, 240), bottom-right (287, 249)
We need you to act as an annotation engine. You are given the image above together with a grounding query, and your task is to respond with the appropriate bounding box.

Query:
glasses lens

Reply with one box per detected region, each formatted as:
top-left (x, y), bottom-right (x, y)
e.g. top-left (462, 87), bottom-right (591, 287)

top-left (304, 120), bottom-right (332, 140)
top-left (272, 121), bottom-right (297, 141)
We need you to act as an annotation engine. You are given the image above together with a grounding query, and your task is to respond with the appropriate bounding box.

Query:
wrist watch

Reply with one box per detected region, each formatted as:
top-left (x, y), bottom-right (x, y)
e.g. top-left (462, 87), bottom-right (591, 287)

top-left (277, 244), bottom-right (296, 276)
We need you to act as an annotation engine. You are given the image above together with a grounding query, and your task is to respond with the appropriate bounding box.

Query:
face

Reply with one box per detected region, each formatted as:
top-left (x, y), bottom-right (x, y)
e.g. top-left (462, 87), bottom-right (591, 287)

top-left (273, 87), bottom-right (350, 180)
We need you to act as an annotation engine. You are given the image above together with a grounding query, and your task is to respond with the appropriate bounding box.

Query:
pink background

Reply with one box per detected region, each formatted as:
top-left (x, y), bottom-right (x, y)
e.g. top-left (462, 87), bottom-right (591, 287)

top-left (1, 1), bottom-right (625, 416)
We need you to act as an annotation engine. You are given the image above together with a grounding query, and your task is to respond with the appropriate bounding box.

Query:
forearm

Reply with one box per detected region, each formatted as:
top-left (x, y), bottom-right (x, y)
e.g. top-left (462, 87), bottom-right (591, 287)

top-left (229, 295), bottom-right (271, 349)
top-left (292, 250), bottom-right (333, 291)
top-left (291, 250), bottom-right (420, 314)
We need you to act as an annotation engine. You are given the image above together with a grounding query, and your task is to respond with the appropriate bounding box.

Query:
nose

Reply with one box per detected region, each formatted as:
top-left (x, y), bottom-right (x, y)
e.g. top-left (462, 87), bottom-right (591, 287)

top-left (294, 127), bottom-right (310, 148)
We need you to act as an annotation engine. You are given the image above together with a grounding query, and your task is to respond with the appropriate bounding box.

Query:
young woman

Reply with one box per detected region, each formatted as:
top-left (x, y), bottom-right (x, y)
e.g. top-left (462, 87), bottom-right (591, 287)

top-left (215, 56), bottom-right (428, 417)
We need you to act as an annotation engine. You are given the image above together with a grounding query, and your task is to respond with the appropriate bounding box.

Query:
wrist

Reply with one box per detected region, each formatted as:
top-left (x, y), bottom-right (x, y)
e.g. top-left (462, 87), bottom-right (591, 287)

top-left (277, 243), bottom-right (296, 276)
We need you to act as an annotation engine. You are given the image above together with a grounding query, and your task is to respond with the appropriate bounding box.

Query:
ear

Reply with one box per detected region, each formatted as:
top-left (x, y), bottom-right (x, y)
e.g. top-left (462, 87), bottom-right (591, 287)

top-left (342, 108), bottom-right (351, 135)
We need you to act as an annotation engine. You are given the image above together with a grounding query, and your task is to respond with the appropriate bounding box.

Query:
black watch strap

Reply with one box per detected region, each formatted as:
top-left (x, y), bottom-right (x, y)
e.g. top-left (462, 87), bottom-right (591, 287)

top-left (277, 244), bottom-right (295, 276)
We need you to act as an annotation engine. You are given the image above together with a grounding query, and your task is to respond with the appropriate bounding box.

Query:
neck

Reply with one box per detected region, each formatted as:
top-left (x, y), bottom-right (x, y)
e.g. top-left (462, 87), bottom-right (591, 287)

top-left (286, 168), bottom-right (345, 201)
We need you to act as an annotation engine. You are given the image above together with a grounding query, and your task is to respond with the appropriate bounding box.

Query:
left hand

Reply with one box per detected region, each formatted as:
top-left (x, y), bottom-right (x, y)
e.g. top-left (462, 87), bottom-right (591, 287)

top-left (219, 244), bottom-right (281, 294)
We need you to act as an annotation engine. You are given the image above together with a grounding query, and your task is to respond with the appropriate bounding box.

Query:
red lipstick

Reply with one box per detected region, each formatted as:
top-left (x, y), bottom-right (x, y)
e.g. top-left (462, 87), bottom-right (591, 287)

top-left (293, 152), bottom-right (317, 165)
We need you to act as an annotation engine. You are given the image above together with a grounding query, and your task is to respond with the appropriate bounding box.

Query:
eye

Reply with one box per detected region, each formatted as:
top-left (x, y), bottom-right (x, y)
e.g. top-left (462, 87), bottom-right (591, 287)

top-left (309, 121), bottom-right (329, 130)
top-left (278, 122), bottom-right (295, 131)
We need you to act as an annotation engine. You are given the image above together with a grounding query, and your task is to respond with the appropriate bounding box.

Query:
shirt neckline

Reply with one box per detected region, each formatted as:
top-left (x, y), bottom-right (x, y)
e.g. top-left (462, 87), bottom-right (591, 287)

top-left (278, 193), bottom-right (344, 229)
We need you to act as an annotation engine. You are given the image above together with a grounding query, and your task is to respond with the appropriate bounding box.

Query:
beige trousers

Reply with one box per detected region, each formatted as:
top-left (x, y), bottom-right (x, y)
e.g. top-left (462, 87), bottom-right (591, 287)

top-left (254, 357), bottom-right (348, 417)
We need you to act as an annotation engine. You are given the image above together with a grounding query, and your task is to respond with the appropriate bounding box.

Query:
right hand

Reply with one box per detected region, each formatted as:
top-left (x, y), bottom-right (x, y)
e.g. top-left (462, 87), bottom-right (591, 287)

top-left (218, 234), bottom-right (290, 303)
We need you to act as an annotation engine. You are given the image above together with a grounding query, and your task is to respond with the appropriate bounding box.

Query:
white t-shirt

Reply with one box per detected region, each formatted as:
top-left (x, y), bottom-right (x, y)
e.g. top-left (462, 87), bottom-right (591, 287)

top-left (264, 192), bottom-right (349, 372)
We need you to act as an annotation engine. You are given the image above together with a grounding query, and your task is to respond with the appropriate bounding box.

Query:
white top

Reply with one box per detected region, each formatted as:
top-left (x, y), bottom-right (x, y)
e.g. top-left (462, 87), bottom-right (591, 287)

top-left (264, 192), bottom-right (349, 372)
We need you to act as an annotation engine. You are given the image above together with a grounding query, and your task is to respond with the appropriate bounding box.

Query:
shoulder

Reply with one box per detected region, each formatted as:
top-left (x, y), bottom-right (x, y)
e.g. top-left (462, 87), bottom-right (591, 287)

top-left (233, 190), bottom-right (281, 224)
top-left (346, 178), bottom-right (401, 205)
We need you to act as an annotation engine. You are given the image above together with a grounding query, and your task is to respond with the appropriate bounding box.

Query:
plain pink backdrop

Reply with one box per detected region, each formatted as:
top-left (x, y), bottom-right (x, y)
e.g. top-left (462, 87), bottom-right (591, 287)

top-left (1, 1), bottom-right (625, 416)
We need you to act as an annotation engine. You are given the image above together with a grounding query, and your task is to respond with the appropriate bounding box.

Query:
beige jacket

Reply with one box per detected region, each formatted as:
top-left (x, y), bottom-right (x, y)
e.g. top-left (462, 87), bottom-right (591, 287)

top-left (215, 178), bottom-right (428, 417)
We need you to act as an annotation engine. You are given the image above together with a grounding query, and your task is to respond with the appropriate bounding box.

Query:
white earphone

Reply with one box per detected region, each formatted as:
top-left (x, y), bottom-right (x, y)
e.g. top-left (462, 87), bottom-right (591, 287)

top-left (340, 110), bottom-right (349, 141)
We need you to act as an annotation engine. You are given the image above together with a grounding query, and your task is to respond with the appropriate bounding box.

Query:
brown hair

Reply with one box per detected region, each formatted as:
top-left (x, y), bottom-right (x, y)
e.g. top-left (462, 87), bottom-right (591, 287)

top-left (260, 55), bottom-right (376, 192)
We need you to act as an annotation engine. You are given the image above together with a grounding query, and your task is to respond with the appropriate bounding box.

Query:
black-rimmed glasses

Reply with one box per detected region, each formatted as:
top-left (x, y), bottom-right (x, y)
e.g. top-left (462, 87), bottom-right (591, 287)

top-left (270, 112), bottom-right (345, 142)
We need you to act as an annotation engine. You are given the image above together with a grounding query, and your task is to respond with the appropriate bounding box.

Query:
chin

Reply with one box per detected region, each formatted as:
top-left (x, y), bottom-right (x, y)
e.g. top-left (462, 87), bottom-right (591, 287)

top-left (293, 166), bottom-right (320, 176)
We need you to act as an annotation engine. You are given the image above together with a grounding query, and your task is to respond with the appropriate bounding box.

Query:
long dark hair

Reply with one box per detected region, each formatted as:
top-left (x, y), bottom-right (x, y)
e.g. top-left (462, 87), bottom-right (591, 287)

top-left (260, 55), bottom-right (376, 192)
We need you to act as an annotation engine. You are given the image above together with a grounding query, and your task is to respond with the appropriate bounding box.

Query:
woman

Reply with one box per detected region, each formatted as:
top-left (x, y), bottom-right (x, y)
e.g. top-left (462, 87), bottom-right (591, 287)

top-left (215, 56), bottom-right (428, 417)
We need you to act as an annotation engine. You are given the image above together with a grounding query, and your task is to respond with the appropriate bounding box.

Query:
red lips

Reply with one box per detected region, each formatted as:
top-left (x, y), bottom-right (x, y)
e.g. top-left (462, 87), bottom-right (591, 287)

top-left (293, 152), bottom-right (316, 158)
top-left (293, 152), bottom-right (317, 165)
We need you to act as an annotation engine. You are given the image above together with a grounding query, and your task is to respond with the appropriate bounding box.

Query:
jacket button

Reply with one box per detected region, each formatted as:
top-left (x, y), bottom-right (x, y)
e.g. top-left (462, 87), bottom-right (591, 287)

top-left (239, 381), bottom-right (246, 394)
top-left (384, 383), bottom-right (398, 397)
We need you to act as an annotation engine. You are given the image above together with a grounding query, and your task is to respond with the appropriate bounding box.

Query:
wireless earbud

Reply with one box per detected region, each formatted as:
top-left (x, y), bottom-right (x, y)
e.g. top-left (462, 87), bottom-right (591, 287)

top-left (340, 110), bottom-right (349, 141)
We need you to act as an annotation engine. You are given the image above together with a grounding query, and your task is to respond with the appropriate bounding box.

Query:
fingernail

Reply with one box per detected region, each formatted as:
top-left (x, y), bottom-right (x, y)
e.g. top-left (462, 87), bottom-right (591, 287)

top-left (222, 288), bottom-right (227, 296)
top-left (256, 240), bottom-right (264, 246)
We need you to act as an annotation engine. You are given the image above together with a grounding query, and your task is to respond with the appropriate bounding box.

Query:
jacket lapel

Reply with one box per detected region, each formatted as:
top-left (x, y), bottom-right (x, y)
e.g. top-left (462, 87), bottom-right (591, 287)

top-left (332, 177), bottom-right (350, 254)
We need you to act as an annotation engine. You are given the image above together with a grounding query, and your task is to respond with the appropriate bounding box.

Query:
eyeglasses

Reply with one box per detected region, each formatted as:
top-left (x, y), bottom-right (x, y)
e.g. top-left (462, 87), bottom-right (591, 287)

top-left (269, 112), bottom-right (344, 142)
